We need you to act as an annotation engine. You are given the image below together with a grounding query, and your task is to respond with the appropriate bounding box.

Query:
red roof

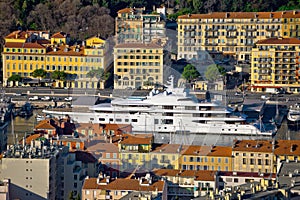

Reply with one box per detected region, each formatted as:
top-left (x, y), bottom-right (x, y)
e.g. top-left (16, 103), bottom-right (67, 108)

top-left (178, 11), bottom-right (300, 19)
top-left (5, 42), bottom-right (46, 49)
top-left (256, 38), bottom-right (300, 45)
top-left (51, 31), bottom-right (67, 38)
top-left (82, 178), bottom-right (165, 191)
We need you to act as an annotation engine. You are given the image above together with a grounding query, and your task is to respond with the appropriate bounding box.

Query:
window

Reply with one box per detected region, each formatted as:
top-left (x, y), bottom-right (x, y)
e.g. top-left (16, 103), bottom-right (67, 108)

top-left (234, 178), bottom-right (239, 183)
top-left (132, 119), bottom-right (138, 122)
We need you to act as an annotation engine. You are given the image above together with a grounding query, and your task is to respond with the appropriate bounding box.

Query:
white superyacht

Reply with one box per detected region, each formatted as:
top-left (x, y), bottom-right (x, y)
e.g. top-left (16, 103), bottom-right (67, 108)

top-left (43, 76), bottom-right (276, 136)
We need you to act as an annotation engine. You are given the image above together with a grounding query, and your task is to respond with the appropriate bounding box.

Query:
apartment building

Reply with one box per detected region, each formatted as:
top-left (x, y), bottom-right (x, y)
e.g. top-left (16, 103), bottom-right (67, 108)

top-left (180, 145), bottom-right (232, 171)
top-left (232, 140), bottom-right (274, 173)
top-left (0, 140), bottom-right (67, 200)
top-left (82, 173), bottom-right (167, 200)
top-left (251, 38), bottom-right (300, 93)
top-left (0, 179), bottom-right (10, 200)
top-left (2, 30), bottom-right (111, 89)
top-left (177, 11), bottom-right (300, 61)
top-left (150, 144), bottom-right (186, 170)
top-left (115, 7), bottom-right (166, 44)
top-left (119, 134), bottom-right (153, 170)
top-left (154, 169), bottom-right (217, 198)
top-left (113, 43), bottom-right (164, 89)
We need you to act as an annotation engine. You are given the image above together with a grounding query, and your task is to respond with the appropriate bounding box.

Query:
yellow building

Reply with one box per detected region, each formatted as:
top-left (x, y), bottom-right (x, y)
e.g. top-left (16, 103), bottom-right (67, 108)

top-left (118, 134), bottom-right (153, 170)
top-left (232, 140), bottom-right (274, 173)
top-left (180, 145), bottom-right (232, 171)
top-left (251, 38), bottom-right (300, 93)
top-left (150, 144), bottom-right (187, 170)
top-left (115, 7), bottom-right (166, 44)
top-left (113, 43), bottom-right (164, 89)
top-left (177, 11), bottom-right (300, 62)
top-left (2, 30), bottom-right (111, 89)
top-left (274, 140), bottom-right (300, 173)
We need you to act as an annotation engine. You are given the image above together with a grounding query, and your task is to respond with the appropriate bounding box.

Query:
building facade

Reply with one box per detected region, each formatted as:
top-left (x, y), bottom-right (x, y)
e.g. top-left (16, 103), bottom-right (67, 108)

top-left (2, 31), bottom-right (111, 89)
top-left (113, 43), bottom-right (164, 89)
top-left (115, 7), bottom-right (166, 44)
top-left (177, 11), bottom-right (300, 61)
top-left (232, 140), bottom-right (275, 173)
top-left (251, 38), bottom-right (300, 93)
top-left (180, 145), bottom-right (232, 171)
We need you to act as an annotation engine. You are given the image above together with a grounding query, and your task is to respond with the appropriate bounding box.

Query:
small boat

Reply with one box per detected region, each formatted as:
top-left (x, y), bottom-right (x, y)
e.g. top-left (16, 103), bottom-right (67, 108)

top-left (36, 114), bottom-right (52, 121)
top-left (18, 102), bottom-right (34, 117)
top-left (287, 103), bottom-right (300, 129)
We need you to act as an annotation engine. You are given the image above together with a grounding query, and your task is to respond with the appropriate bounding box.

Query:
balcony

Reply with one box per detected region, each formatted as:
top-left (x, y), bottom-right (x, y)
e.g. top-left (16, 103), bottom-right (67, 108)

top-left (160, 159), bottom-right (171, 164)
top-left (205, 43), bottom-right (218, 46)
top-left (266, 28), bottom-right (279, 32)
top-left (226, 35), bottom-right (237, 38)
top-left (245, 35), bottom-right (256, 38)
top-left (226, 43), bottom-right (237, 46)
top-left (205, 35), bottom-right (218, 38)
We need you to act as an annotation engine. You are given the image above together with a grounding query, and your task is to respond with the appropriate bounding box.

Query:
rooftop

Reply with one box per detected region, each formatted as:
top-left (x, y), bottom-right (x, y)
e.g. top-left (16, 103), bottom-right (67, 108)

top-left (153, 169), bottom-right (216, 181)
top-left (178, 11), bottom-right (300, 19)
top-left (151, 144), bottom-right (187, 154)
top-left (182, 145), bottom-right (232, 157)
top-left (114, 43), bottom-right (162, 49)
top-left (82, 177), bottom-right (165, 191)
top-left (274, 140), bottom-right (300, 156)
top-left (120, 134), bottom-right (153, 145)
top-left (232, 140), bottom-right (273, 153)
top-left (256, 37), bottom-right (300, 45)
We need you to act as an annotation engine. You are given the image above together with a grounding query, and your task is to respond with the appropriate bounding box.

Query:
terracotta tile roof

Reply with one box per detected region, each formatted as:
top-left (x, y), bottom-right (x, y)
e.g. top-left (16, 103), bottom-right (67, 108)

top-left (151, 144), bottom-right (188, 154)
top-left (5, 30), bottom-right (50, 39)
top-left (114, 43), bottom-right (162, 49)
top-left (86, 142), bottom-right (119, 154)
top-left (24, 134), bottom-right (42, 145)
top-left (274, 140), bottom-right (300, 156)
top-left (5, 42), bottom-right (46, 49)
top-left (120, 134), bottom-right (153, 145)
top-left (182, 145), bottom-right (232, 157)
top-left (82, 178), bottom-right (165, 191)
top-left (256, 38), bottom-right (300, 45)
top-left (178, 11), bottom-right (299, 19)
top-left (102, 124), bottom-right (132, 132)
top-left (74, 151), bottom-right (97, 163)
top-left (153, 169), bottom-right (216, 181)
top-left (51, 31), bottom-right (67, 38)
top-left (232, 140), bottom-right (273, 153)
top-left (46, 45), bottom-right (84, 56)
top-left (76, 123), bottom-right (102, 131)
top-left (219, 171), bottom-right (276, 179)
top-left (35, 120), bottom-right (56, 130)
top-left (117, 8), bottom-right (133, 14)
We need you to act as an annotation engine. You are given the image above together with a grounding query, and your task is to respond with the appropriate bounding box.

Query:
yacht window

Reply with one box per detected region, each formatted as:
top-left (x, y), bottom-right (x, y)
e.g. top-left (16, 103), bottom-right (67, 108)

top-left (125, 119), bottom-right (129, 122)
top-left (154, 119), bottom-right (159, 124)
top-left (116, 119), bottom-right (122, 122)
top-left (90, 118), bottom-right (94, 121)
top-left (109, 118), bottom-right (113, 122)
top-left (99, 118), bottom-right (105, 121)
top-left (132, 119), bottom-right (138, 122)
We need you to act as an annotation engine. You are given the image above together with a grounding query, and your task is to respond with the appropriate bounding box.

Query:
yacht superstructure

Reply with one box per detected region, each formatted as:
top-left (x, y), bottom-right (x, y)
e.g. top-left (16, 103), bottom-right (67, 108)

top-left (43, 77), bottom-right (276, 136)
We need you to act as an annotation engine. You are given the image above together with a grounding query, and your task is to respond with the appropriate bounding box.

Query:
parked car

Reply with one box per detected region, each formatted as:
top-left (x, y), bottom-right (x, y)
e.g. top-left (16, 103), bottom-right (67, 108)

top-left (29, 96), bottom-right (39, 101)
top-left (261, 95), bottom-right (270, 100)
top-left (64, 97), bottom-right (72, 101)
top-left (41, 96), bottom-right (51, 101)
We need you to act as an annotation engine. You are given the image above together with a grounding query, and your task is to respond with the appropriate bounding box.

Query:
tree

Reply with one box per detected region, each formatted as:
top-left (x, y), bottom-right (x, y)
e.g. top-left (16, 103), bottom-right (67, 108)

top-left (204, 64), bottom-right (220, 82)
top-left (51, 70), bottom-right (67, 88)
top-left (7, 74), bottom-right (22, 87)
top-left (182, 64), bottom-right (201, 83)
top-left (86, 68), bottom-right (110, 89)
top-left (32, 68), bottom-right (47, 85)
